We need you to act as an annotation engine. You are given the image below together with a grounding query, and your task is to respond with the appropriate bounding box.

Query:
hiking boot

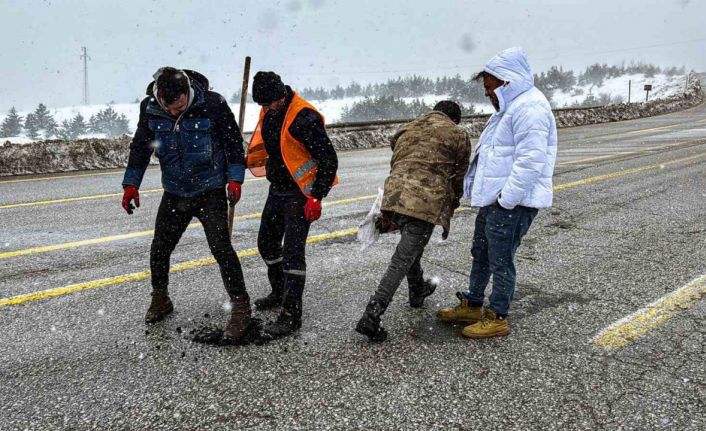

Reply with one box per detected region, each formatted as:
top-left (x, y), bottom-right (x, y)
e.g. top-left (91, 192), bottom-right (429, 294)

top-left (409, 279), bottom-right (437, 308)
top-left (145, 294), bottom-right (173, 323)
top-left (264, 309), bottom-right (302, 338)
top-left (355, 299), bottom-right (388, 342)
top-left (223, 295), bottom-right (252, 342)
top-left (437, 292), bottom-right (483, 323)
top-left (254, 293), bottom-right (283, 311)
top-left (461, 308), bottom-right (510, 339)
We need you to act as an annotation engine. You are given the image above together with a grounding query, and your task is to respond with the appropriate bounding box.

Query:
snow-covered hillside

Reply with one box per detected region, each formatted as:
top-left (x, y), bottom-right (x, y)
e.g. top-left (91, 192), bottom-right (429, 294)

top-left (552, 74), bottom-right (690, 108)
top-left (0, 74), bottom-right (689, 145)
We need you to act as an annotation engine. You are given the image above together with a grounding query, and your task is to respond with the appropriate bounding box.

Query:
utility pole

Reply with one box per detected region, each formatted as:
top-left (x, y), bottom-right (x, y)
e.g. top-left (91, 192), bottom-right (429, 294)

top-left (628, 80), bottom-right (631, 104)
top-left (81, 46), bottom-right (90, 105)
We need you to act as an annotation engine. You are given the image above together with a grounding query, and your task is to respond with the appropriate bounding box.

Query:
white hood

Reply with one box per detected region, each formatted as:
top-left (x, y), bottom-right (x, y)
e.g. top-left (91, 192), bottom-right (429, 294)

top-left (484, 47), bottom-right (534, 113)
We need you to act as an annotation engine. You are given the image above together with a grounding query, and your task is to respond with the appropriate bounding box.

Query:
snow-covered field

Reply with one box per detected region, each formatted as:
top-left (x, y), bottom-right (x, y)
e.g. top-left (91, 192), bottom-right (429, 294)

top-left (552, 74), bottom-right (689, 108)
top-left (0, 74), bottom-right (688, 145)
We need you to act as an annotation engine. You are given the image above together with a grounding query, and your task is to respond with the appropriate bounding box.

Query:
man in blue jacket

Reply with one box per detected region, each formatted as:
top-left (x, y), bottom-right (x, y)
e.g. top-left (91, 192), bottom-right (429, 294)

top-left (121, 67), bottom-right (251, 342)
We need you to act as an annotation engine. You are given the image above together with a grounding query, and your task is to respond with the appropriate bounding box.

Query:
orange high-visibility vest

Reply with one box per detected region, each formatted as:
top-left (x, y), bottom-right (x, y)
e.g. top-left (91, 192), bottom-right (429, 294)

top-left (246, 91), bottom-right (338, 198)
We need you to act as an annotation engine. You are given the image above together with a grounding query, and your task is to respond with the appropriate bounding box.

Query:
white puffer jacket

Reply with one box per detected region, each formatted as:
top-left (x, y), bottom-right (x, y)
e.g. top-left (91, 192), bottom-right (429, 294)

top-left (463, 47), bottom-right (557, 209)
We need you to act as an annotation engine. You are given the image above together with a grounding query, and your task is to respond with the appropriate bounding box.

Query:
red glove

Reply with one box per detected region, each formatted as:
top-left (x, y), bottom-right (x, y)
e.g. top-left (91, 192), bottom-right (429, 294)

top-left (122, 186), bottom-right (140, 215)
top-left (304, 197), bottom-right (322, 222)
top-left (227, 181), bottom-right (241, 205)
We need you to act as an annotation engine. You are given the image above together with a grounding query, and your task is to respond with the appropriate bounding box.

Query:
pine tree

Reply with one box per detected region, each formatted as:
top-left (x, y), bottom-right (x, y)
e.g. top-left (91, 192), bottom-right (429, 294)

top-left (29, 103), bottom-right (59, 138)
top-left (88, 106), bottom-right (131, 137)
top-left (57, 119), bottom-right (74, 140)
top-left (1, 107), bottom-right (23, 138)
top-left (44, 116), bottom-right (59, 138)
top-left (70, 113), bottom-right (87, 137)
top-left (24, 113), bottom-right (40, 139)
top-left (32, 104), bottom-right (52, 128)
top-left (58, 113), bottom-right (88, 140)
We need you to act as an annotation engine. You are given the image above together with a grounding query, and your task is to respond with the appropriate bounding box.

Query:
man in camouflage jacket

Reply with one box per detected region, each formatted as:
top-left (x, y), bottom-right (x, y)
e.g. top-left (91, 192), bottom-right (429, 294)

top-left (355, 101), bottom-right (472, 341)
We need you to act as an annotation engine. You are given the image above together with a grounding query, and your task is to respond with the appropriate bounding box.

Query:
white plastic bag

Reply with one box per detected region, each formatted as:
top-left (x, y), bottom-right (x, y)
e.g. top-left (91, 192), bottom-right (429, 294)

top-left (357, 187), bottom-right (384, 250)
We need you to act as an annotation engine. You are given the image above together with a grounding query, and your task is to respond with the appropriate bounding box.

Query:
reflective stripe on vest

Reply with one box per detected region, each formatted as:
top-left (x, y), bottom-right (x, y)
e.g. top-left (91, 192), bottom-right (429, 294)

top-left (293, 159), bottom-right (318, 181)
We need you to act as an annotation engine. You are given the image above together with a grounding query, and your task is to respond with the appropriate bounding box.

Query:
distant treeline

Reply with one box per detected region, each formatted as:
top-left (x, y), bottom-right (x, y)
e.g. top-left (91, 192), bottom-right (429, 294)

top-left (339, 96), bottom-right (476, 123)
top-left (297, 62), bottom-right (686, 103)
top-left (328, 61), bottom-right (686, 122)
top-left (0, 104), bottom-right (130, 139)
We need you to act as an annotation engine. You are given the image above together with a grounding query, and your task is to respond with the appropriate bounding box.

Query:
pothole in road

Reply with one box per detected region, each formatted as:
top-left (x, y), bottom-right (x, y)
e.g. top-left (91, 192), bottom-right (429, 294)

top-left (186, 317), bottom-right (271, 347)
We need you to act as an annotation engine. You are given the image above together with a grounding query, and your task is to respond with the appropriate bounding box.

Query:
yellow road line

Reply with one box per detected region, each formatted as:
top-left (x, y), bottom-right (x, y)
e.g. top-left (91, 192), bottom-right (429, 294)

top-left (554, 152), bottom-right (706, 191)
top-left (2, 151), bottom-right (705, 308)
top-left (0, 178), bottom-right (267, 210)
top-left (0, 168), bottom-right (160, 185)
top-left (0, 194), bottom-right (377, 260)
top-left (560, 152), bottom-right (635, 165)
top-left (558, 140), bottom-right (701, 166)
top-left (0, 228), bottom-right (358, 308)
top-left (593, 274), bottom-right (706, 349)
top-left (624, 123), bottom-right (678, 135)
top-left (0, 187), bottom-right (165, 209)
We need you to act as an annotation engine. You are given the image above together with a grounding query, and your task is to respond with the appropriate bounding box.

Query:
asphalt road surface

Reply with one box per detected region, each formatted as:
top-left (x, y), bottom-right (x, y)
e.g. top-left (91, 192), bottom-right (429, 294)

top-left (1, 99), bottom-right (705, 430)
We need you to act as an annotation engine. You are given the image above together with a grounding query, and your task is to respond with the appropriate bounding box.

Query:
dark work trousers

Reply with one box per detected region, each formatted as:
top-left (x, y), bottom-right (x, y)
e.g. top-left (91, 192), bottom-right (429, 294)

top-left (150, 188), bottom-right (247, 300)
top-left (371, 214), bottom-right (435, 307)
top-left (465, 205), bottom-right (538, 316)
top-left (257, 191), bottom-right (311, 311)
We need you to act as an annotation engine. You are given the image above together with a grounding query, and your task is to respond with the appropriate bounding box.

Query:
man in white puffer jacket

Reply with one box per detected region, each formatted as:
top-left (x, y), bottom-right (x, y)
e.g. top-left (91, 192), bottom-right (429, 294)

top-left (437, 47), bottom-right (557, 338)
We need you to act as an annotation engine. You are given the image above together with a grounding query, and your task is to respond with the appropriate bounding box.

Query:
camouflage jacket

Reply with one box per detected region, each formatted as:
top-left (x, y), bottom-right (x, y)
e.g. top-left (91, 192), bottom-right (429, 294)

top-left (381, 111), bottom-right (472, 237)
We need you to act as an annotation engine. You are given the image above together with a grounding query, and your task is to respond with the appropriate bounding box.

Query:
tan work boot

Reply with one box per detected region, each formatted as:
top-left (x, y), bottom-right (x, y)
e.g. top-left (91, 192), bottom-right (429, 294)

top-left (145, 294), bottom-right (174, 323)
top-left (436, 292), bottom-right (483, 324)
top-left (223, 295), bottom-right (252, 342)
top-left (461, 308), bottom-right (510, 339)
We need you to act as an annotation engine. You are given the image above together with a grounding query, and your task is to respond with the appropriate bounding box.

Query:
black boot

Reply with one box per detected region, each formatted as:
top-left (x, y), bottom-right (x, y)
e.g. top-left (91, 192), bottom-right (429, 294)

top-left (264, 272), bottom-right (304, 338)
top-left (409, 278), bottom-right (437, 308)
top-left (223, 294), bottom-right (252, 342)
top-left (145, 292), bottom-right (174, 324)
top-left (255, 262), bottom-right (284, 311)
top-left (355, 298), bottom-right (388, 342)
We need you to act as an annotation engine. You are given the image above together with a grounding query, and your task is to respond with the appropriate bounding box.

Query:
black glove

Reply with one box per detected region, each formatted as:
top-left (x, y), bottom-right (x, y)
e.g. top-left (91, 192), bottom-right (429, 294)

top-left (375, 214), bottom-right (398, 234)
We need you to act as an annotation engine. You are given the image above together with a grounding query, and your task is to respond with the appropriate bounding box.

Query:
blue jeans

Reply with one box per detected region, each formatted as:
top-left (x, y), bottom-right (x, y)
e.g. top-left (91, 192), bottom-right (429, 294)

top-left (466, 204), bottom-right (538, 316)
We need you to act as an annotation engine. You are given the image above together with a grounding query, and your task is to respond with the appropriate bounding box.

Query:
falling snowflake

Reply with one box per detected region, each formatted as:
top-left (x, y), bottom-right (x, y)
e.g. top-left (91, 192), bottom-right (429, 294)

top-left (97, 309), bottom-right (105, 316)
top-left (222, 301), bottom-right (232, 312)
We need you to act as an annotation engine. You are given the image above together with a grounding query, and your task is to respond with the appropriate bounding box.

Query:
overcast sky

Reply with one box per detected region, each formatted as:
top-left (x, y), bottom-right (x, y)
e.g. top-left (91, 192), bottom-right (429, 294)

top-left (1, 0), bottom-right (705, 111)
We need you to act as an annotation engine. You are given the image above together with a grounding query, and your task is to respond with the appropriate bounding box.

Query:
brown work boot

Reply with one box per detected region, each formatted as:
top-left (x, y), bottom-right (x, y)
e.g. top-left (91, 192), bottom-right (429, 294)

top-left (462, 308), bottom-right (510, 339)
top-left (436, 292), bottom-right (483, 324)
top-left (145, 294), bottom-right (174, 323)
top-left (223, 295), bottom-right (252, 342)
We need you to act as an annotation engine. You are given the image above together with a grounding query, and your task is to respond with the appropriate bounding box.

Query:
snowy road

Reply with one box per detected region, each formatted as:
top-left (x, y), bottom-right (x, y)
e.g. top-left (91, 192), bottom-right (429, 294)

top-left (1, 100), bottom-right (706, 429)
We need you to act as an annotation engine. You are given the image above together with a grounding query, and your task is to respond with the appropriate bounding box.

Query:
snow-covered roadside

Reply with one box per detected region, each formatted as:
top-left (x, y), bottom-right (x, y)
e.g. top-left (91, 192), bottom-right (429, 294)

top-left (0, 95), bottom-right (493, 145)
top-left (2, 73), bottom-right (683, 145)
top-left (1, 74), bottom-right (700, 177)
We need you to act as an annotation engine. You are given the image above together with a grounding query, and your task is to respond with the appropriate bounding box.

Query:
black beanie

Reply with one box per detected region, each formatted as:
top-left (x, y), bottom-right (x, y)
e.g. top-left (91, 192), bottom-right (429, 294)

top-left (252, 71), bottom-right (287, 104)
